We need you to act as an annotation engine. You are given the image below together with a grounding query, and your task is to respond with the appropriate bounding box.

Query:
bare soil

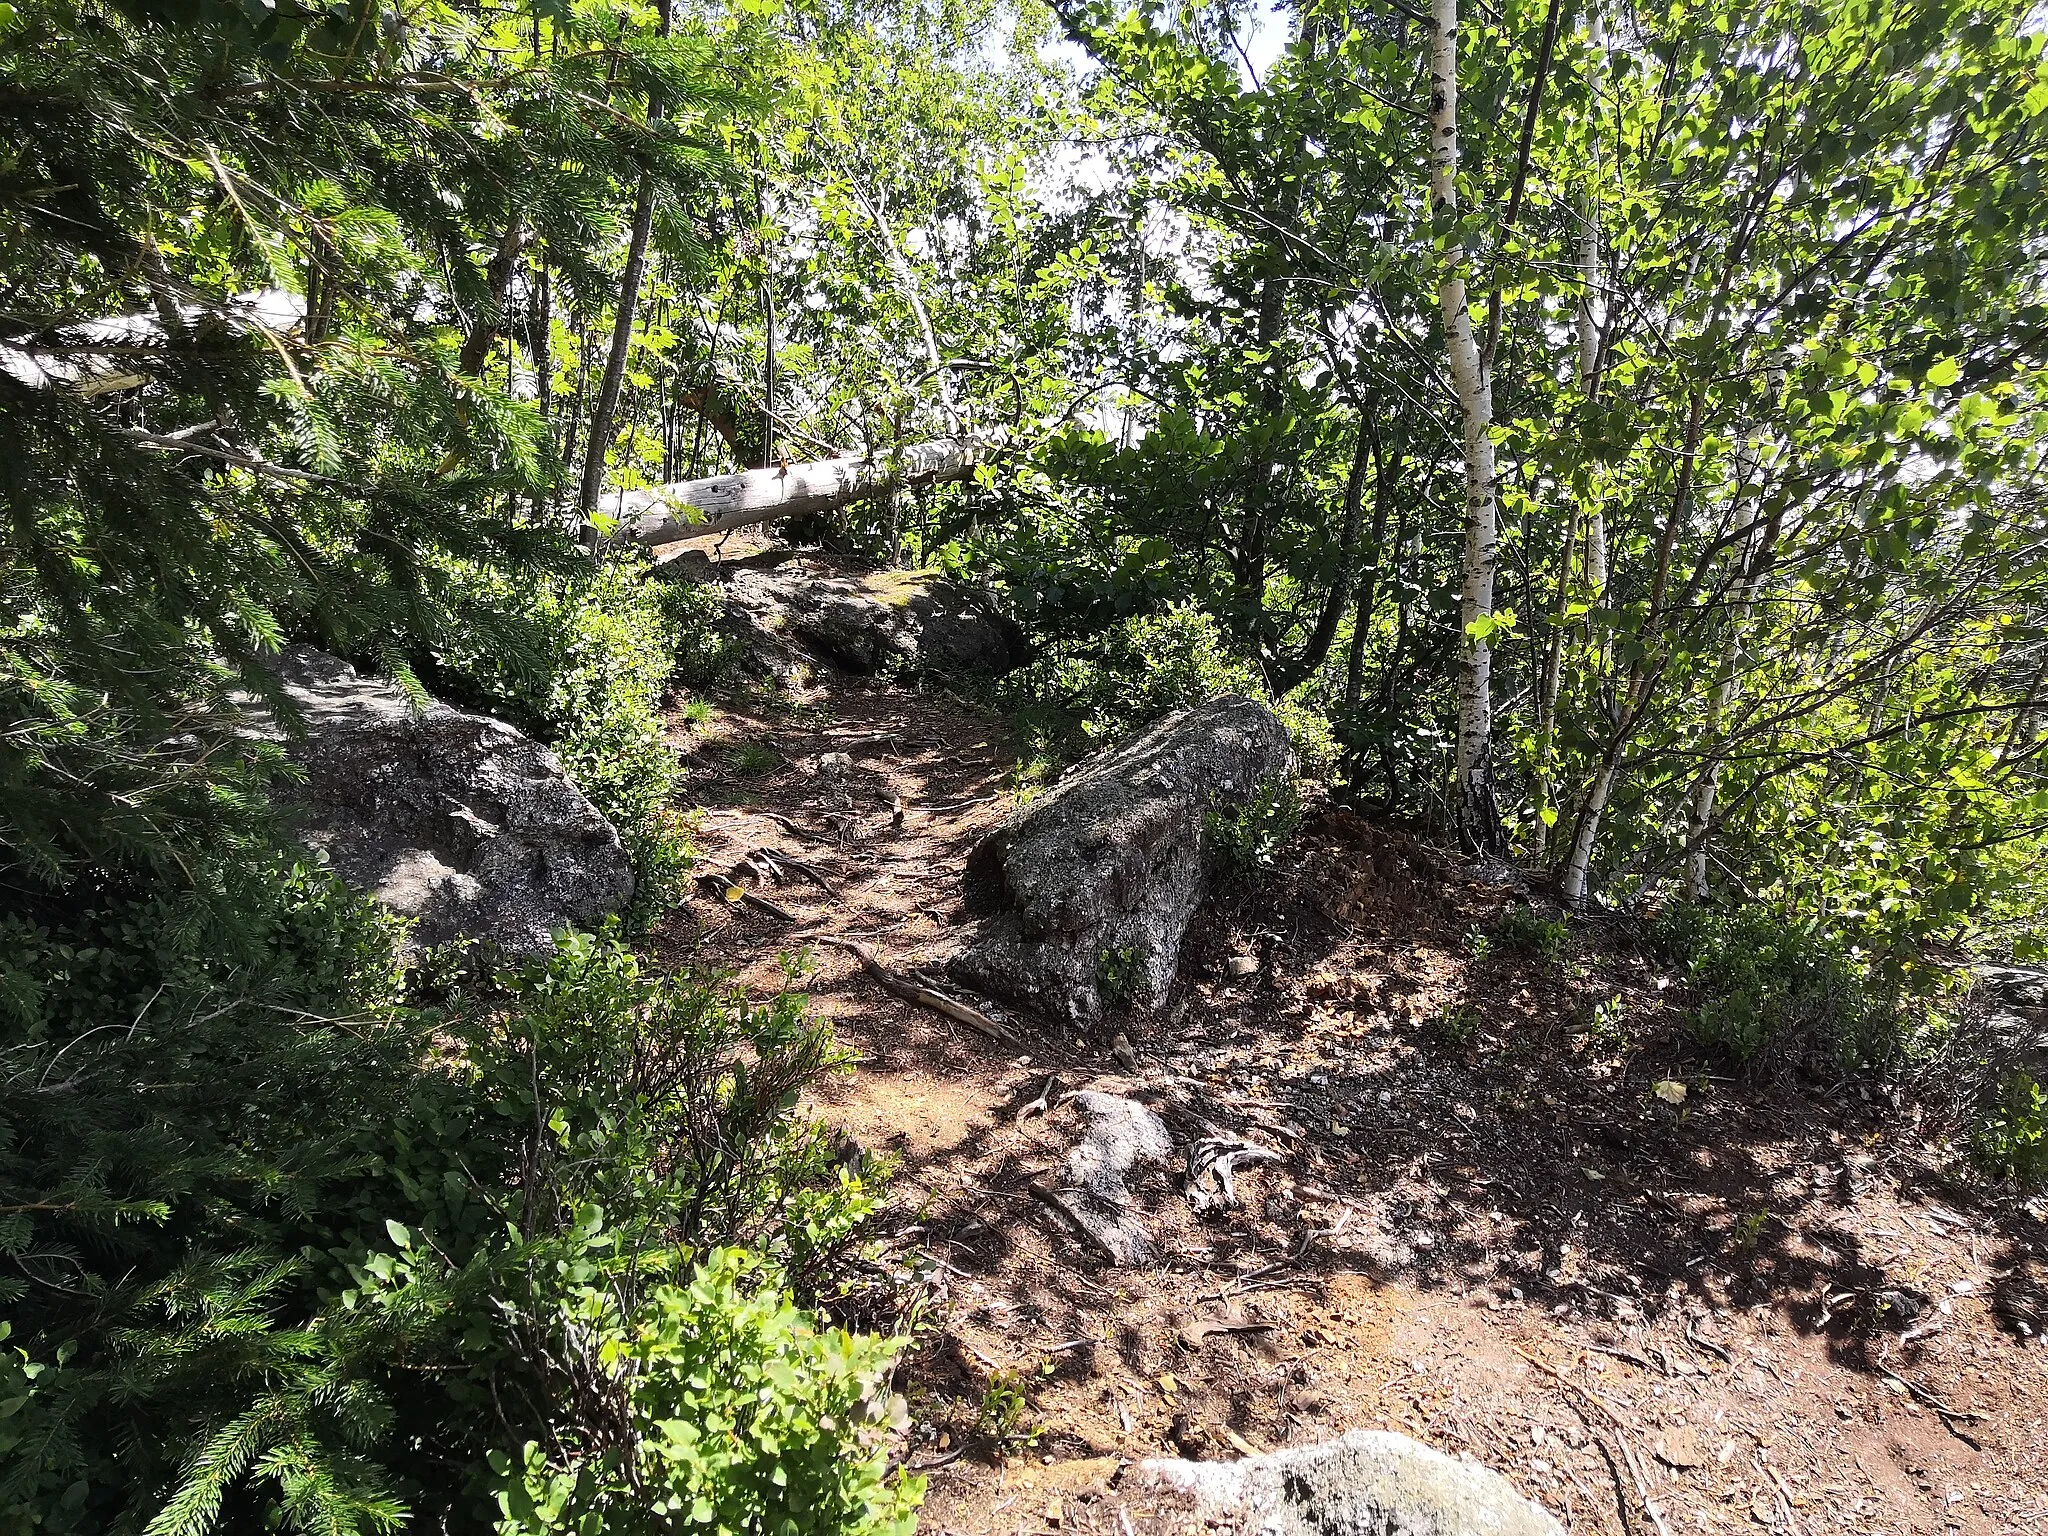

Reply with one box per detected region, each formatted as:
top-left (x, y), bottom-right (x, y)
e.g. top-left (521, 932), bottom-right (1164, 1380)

top-left (652, 584), bottom-right (2048, 1536)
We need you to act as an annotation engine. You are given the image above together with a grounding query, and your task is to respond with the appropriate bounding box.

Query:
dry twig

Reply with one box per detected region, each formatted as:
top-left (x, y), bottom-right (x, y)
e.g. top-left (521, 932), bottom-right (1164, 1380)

top-left (815, 936), bottom-right (1015, 1043)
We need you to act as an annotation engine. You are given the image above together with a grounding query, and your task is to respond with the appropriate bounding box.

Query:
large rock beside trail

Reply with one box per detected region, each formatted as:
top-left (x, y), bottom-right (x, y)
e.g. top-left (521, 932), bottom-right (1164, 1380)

top-left (718, 560), bottom-right (1020, 678)
top-left (262, 647), bottom-right (634, 953)
top-left (951, 696), bottom-right (1294, 1023)
top-left (1139, 1430), bottom-right (1565, 1536)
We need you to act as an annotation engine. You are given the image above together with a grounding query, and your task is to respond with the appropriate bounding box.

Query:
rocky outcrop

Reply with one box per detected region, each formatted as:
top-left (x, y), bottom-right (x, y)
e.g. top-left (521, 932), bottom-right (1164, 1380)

top-left (1973, 963), bottom-right (2048, 1067)
top-left (717, 559), bottom-right (1020, 679)
top-left (1139, 1430), bottom-right (1565, 1536)
top-left (951, 696), bottom-right (1295, 1024)
top-left (259, 648), bottom-right (634, 953)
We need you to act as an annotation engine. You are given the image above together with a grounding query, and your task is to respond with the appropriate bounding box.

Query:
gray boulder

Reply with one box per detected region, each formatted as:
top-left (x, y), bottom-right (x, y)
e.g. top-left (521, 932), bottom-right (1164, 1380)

top-left (1976, 965), bottom-right (2048, 1012)
top-left (951, 696), bottom-right (1295, 1024)
top-left (260, 648), bottom-right (634, 953)
top-left (1139, 1430), bottom-right (1565, 1536)
top-left (1050, 1091), bottom-right (1173, 1265)
top-left (720, 560), bottom-right (1020, 678)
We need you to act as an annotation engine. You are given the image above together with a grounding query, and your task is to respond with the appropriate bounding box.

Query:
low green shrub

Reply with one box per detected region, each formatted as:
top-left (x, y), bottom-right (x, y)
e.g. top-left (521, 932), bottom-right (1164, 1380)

top-left (1004, 603), bottom-right (1336, 782)
top-left (1495, 903), bottom-right (1570, 963)
top-left (0, 869), bottom-right (913, 1536)
top-left (1974, 1071), bottom-right (2048, 1186)
top-left (1096, 943), bottom-right (1142, 1009)
top-left (437, 557), bottom-right (731, 924)
top-left (1650, 902), bottom-right (1913, 1070)
top-left (489, 1250), bottom-right (918, 1536)
top-left (1205, 771), bottom-right (1305, 880)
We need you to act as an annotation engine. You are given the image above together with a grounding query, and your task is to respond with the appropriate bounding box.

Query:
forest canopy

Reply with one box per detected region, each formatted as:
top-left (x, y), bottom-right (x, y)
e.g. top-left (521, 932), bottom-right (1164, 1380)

top-left (4, 0), bottom-right (2048, 1528)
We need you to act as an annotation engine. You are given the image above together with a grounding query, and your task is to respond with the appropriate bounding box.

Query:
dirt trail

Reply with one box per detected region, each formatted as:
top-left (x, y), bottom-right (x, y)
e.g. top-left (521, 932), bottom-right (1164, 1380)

top-left (653, 572), bottom-right (2048, 1536)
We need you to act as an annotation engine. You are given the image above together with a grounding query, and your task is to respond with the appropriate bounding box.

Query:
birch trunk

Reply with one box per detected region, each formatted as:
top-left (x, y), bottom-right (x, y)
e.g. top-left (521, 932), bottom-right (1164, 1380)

top-left (606, 434), bottom-right (987, 545)
top-left (1431, 0), bottom-right (1502, 854)
top-left (1559, 754), bottom-right (1616, 905)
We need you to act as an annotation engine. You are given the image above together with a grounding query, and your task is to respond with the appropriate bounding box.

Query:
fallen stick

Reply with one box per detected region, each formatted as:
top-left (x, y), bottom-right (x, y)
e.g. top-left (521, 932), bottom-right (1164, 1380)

top-left (761, 811), bottom-right (830, 843)
top-left (815, 936), bottom-right (1015, 1043)
top-left (1512, 1345), bottom-right (1671, 1536)
top-left (742, 891), bottom-right (797, 921)
top-left (1015, 1074), bottom-right (1061, 1124)
top-left (921, 794), bottom-right (1000, 815)
top-left (1684, 1314), bottom-right (1733, 1365)
top-left (752, 846), bottom-right (842, 900)
top-left (1880, 1370), bottom-right (1985, 1447)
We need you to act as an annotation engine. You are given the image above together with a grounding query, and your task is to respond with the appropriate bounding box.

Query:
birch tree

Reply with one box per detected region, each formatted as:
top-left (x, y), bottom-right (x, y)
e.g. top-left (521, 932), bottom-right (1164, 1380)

top-left (1430, 0), bottom-right (1504, 855)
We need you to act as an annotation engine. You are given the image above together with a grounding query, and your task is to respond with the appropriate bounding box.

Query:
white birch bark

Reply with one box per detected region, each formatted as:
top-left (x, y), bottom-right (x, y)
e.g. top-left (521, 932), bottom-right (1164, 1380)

top-left (1432, 0), bottom-right (1501, 851)
top-left (605, 434), bottom-right (987, 546)
top-left (1559, 755), bottom-right (1615, 905)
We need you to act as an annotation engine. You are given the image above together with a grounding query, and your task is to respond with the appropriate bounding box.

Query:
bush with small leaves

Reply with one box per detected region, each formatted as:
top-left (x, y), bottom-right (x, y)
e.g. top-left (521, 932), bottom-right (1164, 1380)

top-left (1, 875), bottom-right (905, 1536)
top-left (1974, 1071), bottom-right (2048, 1187)
top-left (1205, 771), bottom-right (1305, 881)
top-left (1494, 903), bottom-right (1570, 963)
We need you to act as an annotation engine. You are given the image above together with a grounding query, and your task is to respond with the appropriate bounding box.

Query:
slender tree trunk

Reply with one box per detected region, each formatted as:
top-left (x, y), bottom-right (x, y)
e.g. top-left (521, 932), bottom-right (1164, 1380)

top-left (578, 0), bottom-right (671, 516)
top-left (1431, 0), bottom-right (1502, 855)
top-left (1343, 415), bottom-right (1394, 716)
top-left (579, 179), bottom-right (657, 514)
top-left (1271, 414), bottom-right (1373, 692)
top-left (1532, 505), bottom-right (1576, 840)
top-left (1575, 42), bottom-right (1608, 599)
top-left (1558, 388), bottom-right (1707, 905)
top-left (1684, 498), bottom-right (1782, 898)
top-left (458, 213), bottom-right (529, 378)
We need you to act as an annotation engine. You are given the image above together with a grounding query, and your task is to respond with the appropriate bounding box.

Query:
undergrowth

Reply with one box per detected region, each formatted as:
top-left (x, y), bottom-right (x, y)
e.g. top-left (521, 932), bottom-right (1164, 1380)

top-left (1001, 604), bottom-right (1337, 781)
top-left (0, 864), bottom-right (918, 1536)
top-left (1650, 902), bottom-right (1927, 1071)
top-left (436, 556), bottom-right (734, 924)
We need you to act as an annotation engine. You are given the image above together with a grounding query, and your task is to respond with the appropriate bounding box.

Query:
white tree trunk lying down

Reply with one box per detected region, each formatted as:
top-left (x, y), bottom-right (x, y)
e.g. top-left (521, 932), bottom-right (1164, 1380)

top-left (601, 435), bottom-right (987, 547)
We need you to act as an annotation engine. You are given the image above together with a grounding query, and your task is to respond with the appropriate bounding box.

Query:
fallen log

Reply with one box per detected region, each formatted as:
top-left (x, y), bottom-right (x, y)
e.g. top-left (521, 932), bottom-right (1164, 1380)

top-left (601, 435), bottom-right (990, 547)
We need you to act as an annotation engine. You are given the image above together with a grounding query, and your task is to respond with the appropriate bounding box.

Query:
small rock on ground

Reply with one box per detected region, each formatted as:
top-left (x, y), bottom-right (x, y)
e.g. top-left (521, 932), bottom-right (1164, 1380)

top-left (1139, 1430), bottom-right (1566, 1536)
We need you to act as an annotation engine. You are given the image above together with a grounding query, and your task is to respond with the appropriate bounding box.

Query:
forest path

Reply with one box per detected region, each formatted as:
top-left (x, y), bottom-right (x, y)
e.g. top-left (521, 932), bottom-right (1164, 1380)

top-left (648, 572), bottom-right (2048, 1536)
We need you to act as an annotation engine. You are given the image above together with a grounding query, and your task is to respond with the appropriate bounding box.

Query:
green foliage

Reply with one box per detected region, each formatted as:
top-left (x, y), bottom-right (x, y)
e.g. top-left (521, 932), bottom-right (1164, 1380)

top-left (972, 1367), bottom-right (1038, 1457)
top-left (0, 0), bottom-right (765, 885)
top-left (487, 1251), bottom-right (919, 1536)
top-left (1583, 994), bottom-right (1630, 1053)
top-left (728, 741), bottom-right (781, 776)
top-left (1651, 903), bottom-right (1931, 1071)
top-left (1433, 1004), bottom-right (1481, 1049)
top-left (1204, 771), bottom-right (1305, 881)
top-left (434, 557), bottom-right (722, 924)
top-left (1, 876), bottom-right (908, 1536)
top-left (1003, 603), bottom-right (1337, 782)
top-left (1094, 943), bottom-right (1141, 1010)
top-left (1494, 904), bottom-right (1570, 964)
top-left (1006, 604), bottom-right (1263, 754)
top-left (1973, 1072), bottom-right (2048, 1187)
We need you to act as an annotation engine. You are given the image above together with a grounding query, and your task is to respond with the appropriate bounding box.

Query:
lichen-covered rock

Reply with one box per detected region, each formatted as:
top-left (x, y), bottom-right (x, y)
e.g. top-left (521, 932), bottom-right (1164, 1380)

top-left (260, 647), bottom-right (634, 953)
top-left (951, 696), bottom-right (1295, 1024)
top-left (1139, 1430), bottom-right (1566, 1536)
top-left (719, 560), bottom-right (1020, 677)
